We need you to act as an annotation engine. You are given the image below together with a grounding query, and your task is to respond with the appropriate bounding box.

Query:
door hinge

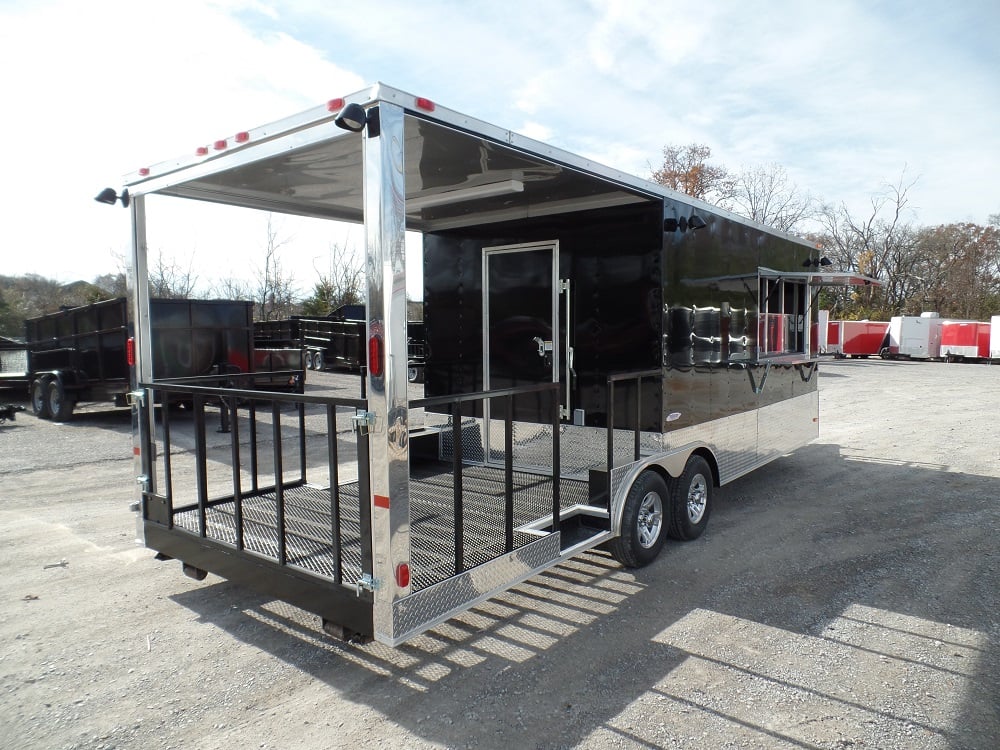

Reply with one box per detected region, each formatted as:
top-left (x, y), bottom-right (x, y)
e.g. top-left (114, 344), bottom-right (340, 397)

top-left (356, 573), bottom-right (379, 597)
top-left (559, 279), bottom-right (570, 293)
top-left (126, 390), bottom-right (146, 407)
top-left (135, 474), bottom-right (150, 491)
top-left (352, 409), bottom-right (376, 435)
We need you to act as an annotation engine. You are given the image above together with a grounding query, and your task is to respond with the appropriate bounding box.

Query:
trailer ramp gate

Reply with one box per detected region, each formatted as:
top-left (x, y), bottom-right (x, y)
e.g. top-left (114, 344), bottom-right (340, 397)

top-left (137, 378), bottom-right (624, 642)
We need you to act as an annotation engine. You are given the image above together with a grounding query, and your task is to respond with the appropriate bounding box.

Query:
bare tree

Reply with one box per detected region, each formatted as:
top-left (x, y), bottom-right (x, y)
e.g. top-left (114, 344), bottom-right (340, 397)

top-left (721, 163), bottom-right (816, 232)
top-left (650, 143), bottom-right (734, 203)
top-left (813, 173), bottom-right (919, 317)
top-left (148, 251), bottom-right (199, 299)
top-left (301, 242), bottom-right (364, 316)
top-left (211, 276), bottom-right (254, 302)
top-left (251, 215), bottom-right (298, 321)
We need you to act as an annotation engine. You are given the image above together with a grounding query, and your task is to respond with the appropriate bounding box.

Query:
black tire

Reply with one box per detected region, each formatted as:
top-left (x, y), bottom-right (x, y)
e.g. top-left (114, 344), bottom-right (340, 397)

top-left (608, 470), bottom-right (669, 568)
top-left (407, 365), bottom-right (424, 384)
top-left (47, 380), bottom-right (75, 422)
top-left (312, 350), bottom-right (325, 371)
top-left (31, 379), bottom-right (52, 419)
top-left (667, 455), bottom-right (713, 541)
top-left (304, 351), bottom-right (315, 370)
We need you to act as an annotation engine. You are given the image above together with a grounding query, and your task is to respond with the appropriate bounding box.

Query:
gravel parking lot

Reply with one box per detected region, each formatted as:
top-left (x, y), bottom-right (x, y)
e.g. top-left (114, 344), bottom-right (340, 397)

top-left (1, 359), bottom-right (998, 749)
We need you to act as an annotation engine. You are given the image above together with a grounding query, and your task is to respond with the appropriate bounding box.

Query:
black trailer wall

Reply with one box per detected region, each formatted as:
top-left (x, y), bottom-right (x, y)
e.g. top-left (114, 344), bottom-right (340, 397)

top-left (423, 202), bottom-right (663, 429)
top-left (423, 197), bottom-right (818, 434)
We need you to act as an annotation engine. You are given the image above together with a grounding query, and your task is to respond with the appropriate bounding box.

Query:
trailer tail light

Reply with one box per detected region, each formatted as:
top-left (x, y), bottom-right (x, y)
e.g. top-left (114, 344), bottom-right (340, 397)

top-left (368, 333), bottom-right (384, 377)
top-left (395, 562), bottom-right (411, 589)
top-left (126, 337), bottom-right (135, 366)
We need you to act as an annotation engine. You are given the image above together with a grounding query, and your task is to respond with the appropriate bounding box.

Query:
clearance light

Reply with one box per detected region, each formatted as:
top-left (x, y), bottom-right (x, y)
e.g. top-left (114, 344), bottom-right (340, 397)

top-left (126, 337), bottom-right (135, 366)
top-left (415, 97), bottom-right (435, 112)
top-left (395, 562), bottom-right (411, 589)
top-left (138, 167), bottom-right (150, 176)
top-left (213, 139), bottom-right (227, 150)
top-left (195, 146), bottom-right (209, 156)
top-left (326, 98), bottom-right (345, 112)
top-left (368, 333), bottom-right (384, 377)
top-left (234, 131), bottom-right (249, 143)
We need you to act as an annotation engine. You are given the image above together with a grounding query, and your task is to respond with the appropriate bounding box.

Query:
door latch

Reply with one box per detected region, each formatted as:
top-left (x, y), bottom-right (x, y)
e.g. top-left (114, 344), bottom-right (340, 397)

top-left (126, 390), bottom-right (146, 407)
top-left (356, 573), bottom-right (379, 597)
top-left (352, 409), bottom-right (376, 435)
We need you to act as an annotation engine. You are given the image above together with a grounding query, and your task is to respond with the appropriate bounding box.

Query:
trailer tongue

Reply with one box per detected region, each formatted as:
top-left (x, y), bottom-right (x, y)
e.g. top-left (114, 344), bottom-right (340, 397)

top-left (115, 83), bottom-right (878, 646)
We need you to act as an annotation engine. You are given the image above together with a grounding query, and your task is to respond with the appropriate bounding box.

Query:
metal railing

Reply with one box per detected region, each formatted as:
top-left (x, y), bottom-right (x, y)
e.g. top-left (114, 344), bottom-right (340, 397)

top-left (140, 372), bottom-right (371, 587)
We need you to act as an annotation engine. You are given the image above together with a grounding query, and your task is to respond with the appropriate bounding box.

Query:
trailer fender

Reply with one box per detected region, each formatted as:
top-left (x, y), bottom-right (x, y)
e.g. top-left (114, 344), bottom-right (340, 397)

top-left (609, 444), bottom-right (719, 538)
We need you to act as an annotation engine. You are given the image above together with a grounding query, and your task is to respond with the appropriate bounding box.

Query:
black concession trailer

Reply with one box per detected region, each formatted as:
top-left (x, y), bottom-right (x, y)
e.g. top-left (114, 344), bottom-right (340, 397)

top-left (113, 83), bottom-right (878, 646)
top-left (23, 297), bottom-right (280, 420)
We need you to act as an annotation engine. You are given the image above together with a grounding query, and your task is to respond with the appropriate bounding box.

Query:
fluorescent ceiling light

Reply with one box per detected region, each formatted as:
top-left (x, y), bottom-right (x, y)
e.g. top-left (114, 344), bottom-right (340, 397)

top-left (406, 179), bottom-right (524, 211)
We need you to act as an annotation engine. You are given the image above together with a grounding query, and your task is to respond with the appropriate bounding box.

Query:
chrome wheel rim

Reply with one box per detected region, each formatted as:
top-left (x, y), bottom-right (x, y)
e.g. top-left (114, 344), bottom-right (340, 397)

top-left (637, 491), bottom-right (663, 549)
top-left (687, 473), bottom-right (708, 524)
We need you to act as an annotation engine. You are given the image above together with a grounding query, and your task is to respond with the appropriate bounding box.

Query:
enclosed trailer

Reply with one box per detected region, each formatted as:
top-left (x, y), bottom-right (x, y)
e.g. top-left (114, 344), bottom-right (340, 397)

top-left (991, 316), bottom-right (1000, 360)
top-left (824, 319), bottom-right (889, 358)
top-left (939, 319), bottom-right (990, 361)
top-left (885, 314), bottom-right (943, 360)
top-left (114, 83), bottom-right (877, 646)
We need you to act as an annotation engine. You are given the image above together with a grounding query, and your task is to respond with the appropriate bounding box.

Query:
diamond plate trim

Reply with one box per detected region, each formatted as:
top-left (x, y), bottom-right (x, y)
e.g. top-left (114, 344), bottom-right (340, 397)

top-left (388, 533), bottom-right (561, 644)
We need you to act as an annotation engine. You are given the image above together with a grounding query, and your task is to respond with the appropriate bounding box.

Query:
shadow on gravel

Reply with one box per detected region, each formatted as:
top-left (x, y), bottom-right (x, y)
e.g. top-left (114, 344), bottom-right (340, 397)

top-left (167, 441), bottom-right (999, 748)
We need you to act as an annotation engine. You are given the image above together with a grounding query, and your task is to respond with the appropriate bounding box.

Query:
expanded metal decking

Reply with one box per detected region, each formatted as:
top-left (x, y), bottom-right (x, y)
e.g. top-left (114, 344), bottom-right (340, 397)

top-left (174, 461), bottom-right (590, 592)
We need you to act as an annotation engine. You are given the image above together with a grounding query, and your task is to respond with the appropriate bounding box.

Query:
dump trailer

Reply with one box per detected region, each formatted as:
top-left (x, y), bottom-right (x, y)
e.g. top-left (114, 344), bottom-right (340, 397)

top-left (24, 297), bottom-right (278, 420)
top-left (255, 306), bottom-right (426, 382)
top-left (114, 83), bottom-right (878, 646)
top-left (0, 335), bottom-right (29, 393)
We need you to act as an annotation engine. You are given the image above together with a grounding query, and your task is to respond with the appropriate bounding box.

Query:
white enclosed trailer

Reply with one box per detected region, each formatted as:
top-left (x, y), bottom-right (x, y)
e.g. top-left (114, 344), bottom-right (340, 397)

top-left (885, 313), bottom-right (943, 360)
top-left (107, 83), bottom-right (877, 646)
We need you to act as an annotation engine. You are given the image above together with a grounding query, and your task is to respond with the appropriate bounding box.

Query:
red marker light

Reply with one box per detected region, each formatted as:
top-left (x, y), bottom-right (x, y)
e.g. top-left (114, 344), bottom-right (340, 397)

top-left (368, 333), bottom-right (384, 377)
top-left (415, 97), bottom-right (435, 112)
top-left (234, 131), bottom-right (249, 143)
top-left (195, 146), bottom-right (209, 156)
top-left (326, 98), bottom-right (345, 112)
top-left (126, 337), bottom-right (135, 366)
top-left (138, 167), bottom-right (150, 176)
top-left (213, 139), bottom-right (227, 150)
top-left (395, 563), bottom-right (411, 589)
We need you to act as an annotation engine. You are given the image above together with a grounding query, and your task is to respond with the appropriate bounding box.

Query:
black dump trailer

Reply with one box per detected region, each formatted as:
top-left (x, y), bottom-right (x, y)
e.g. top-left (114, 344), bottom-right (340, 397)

top-left (254, 304), bottom-right (426, 381)
top-left (118, 84), bottom-right (878, 646)
top-left (24, 297), bottom-right (288, 420)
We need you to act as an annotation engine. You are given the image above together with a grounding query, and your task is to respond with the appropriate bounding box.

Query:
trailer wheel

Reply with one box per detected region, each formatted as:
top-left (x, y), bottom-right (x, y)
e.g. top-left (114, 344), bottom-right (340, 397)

top-left (312, 351), bottom-right (325, 371)
top-left (407, 365), bottom-right (424, 384)
top-left (31, 379), bottom-right (52, 419)
top-left (667, 455), bottom-right (713, 541)
top-left (47, 380), bottom-right (76, 422)
top-left (608, 470), bottom-right (668, 568)
top-left (304, 351), bottom-right (314, 370)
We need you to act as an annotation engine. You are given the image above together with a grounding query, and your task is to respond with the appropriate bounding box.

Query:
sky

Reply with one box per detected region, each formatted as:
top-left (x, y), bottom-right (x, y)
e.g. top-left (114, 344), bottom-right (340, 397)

top-left (1, 0), bottom-right (998, 299)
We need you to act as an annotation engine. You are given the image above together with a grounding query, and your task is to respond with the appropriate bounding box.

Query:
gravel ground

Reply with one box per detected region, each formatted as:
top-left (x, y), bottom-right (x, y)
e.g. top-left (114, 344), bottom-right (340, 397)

top-left (0, 359), bottom-right (997, 749)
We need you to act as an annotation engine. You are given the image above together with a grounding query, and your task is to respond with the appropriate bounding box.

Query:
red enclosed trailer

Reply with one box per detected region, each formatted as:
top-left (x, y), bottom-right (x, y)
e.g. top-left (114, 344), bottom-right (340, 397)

top-left (940, 320), bottom-right (991, 361)
top-left (826, 320), bottom-right (889, 358)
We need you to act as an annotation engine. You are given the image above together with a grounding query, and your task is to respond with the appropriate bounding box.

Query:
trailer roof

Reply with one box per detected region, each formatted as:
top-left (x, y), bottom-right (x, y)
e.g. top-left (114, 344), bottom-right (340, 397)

top-left (124, 83), bottom-right (813, 245)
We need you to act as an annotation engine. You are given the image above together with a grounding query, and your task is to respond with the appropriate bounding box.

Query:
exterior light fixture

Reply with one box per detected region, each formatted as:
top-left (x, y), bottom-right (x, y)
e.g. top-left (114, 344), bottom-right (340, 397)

top-left (334, 102), bottom-right (368, 132)
top-left (95, 187), bottom-right (130, 208)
